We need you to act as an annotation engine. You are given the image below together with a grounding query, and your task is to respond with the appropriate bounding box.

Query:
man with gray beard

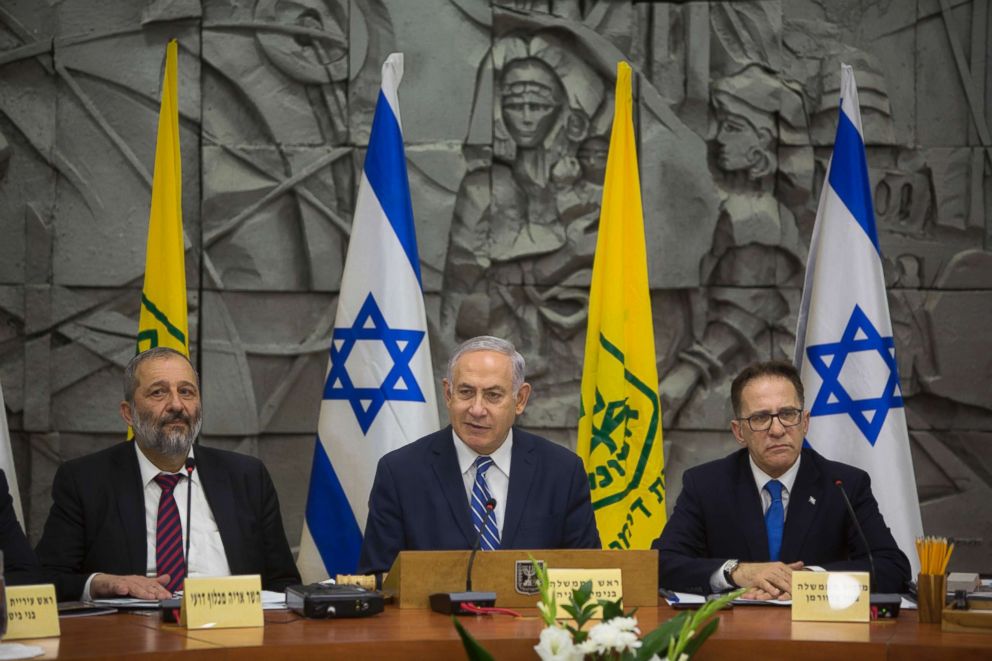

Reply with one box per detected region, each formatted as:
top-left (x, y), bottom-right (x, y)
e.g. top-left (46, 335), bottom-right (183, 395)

top-left (36, 347), bottom-right (300, 602)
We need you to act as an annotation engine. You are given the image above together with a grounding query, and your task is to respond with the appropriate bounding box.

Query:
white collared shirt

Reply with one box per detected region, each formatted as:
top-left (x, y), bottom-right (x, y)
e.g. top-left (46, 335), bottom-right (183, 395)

top-left (452, 429), bottom-right (513, 540)
top-left (134, 444), bottom-right (231, 581)
top-left (748, 454), bottom-right (802, 520)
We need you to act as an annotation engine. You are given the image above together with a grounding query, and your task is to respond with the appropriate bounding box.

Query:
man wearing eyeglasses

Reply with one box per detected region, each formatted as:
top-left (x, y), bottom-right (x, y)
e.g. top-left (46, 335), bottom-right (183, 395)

top-left (653, 361), bottom-right (909, 599)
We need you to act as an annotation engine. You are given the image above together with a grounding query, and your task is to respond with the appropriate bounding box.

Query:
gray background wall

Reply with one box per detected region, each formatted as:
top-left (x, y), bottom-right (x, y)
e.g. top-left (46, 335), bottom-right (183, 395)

top-left (1, 0), bottom-right (989, 571)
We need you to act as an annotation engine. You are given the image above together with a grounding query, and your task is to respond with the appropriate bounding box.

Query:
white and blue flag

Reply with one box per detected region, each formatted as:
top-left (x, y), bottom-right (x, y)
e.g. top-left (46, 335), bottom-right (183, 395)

top-left (795, 64), bottom-right (923, 576)
top-left (297, 53), bottom-right (440, 582)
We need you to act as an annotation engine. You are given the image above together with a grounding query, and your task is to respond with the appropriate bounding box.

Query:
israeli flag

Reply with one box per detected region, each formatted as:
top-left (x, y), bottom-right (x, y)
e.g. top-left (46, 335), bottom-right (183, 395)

top-left (297, 53), bottom-right (440, 581)
top-left (795, 64), bottom-right (923, 576)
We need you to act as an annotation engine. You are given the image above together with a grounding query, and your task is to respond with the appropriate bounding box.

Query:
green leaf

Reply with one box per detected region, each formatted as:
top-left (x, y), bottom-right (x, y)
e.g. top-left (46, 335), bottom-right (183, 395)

top-left (636, 618), bottom-right (680, 660)
top-left (682, 617), bottom-right (720, 658)
top-left (638, 611), bottom-right (687, 659)
top-left (599, 597), bottom-right (625, 621)
top-left (562, 603), bottom-right (583, 621)
top-left (451, 616), bottom-right (495, 661)
top-left (573, 580), bottom-right (594, 607)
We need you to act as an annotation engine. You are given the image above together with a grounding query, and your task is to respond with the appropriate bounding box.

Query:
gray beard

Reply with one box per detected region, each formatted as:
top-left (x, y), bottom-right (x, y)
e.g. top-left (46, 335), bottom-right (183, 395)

top-left (132, 406), bottom-right (201, 458)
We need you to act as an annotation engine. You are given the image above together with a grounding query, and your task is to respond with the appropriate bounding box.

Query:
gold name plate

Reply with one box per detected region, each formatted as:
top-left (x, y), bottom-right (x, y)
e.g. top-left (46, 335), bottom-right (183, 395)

top-left (181, 575), bottom-right (264, 629)
top-left (791, 571), bottom-right (870, 622)
top-left (546, 568), bottom-right (623, 619)
top-left (5, 584), bottom-right (60, 640)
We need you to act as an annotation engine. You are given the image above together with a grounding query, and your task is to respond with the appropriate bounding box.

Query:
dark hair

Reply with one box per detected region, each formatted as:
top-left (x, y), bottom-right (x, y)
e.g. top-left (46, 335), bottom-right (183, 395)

top-left (123, 347), bottom-right (197, 403)
top-left (730, 361), bottom-right (804, 417)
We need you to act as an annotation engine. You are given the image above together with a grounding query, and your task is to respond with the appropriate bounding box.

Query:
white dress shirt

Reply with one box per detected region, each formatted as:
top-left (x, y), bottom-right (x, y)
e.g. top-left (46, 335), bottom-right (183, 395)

top-left (710, 455), bottom-right (802, 592)
top-left (453, 429), bottom-right (512, 541)
top-left (82, 445), bottom-right (231, 599)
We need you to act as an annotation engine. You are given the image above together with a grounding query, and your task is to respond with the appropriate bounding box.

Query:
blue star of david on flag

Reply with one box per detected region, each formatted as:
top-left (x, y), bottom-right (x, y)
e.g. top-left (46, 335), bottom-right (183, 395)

top-left (805, 304), bottom-right (903, 446)
top-left (324, 293), bottom-right (427, 434)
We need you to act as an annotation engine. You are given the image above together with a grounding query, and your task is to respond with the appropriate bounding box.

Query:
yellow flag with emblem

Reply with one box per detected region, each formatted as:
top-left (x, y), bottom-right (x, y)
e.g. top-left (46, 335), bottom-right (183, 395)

top-left (577, 62), bottom-right (665, 550)
top-left (137, 39), bottom-right (188, 359)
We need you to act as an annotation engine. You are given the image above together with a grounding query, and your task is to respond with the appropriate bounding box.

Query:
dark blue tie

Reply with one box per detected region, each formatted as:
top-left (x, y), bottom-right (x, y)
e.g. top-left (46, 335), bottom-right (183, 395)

top-left (764, 479), bottom-right (784, 561)
top-left (471, 456), bottom-right (500, 550)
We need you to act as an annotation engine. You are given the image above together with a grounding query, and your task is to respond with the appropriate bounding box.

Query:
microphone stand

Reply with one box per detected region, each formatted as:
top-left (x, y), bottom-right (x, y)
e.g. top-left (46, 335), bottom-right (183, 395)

top-left (184, 457), bottom-right (196, 581)
top-left (430, 498), bottom-right (498, 614)
top-left (834, 479), bottom-right (901, 618)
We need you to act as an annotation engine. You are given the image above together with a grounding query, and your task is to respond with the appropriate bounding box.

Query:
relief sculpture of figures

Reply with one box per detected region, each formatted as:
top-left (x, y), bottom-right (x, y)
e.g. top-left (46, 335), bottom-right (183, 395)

top-left (660, 64), bottom-right (813, 427)
top-left (441, 31), bottom-right (611, 427)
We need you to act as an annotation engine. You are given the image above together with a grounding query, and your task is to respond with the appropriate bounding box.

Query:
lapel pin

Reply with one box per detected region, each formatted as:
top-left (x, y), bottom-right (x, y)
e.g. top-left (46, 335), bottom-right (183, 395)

top-left (808, 496), bottom-right (816, 505)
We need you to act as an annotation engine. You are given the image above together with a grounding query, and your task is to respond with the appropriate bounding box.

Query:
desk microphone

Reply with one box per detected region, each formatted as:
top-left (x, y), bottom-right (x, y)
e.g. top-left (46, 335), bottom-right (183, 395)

top-left (833, 479), bottom-right (876, 588)
top-left (466, 498), bottom-right (496, 591)
top-left (429, 498), bottom-right (498, 615)
top-left (834, 479), bottom-right (901, 619)
top-left (185, 457), bottom-right (196, 579)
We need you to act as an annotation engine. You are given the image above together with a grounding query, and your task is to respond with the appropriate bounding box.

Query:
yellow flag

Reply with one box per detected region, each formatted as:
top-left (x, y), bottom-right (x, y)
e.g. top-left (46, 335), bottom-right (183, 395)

top-left (577, 62), bottom-right (665, 550)
top-left (137, 39), bottom-right (188, 358)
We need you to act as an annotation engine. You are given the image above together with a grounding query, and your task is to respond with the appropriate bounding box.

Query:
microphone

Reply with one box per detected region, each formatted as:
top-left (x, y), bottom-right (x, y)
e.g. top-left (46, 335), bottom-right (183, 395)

top-left (428, 498), bottom-right (498, 615)
top-left (833, 479), bottom-right (876, 589)
top-left (466, 498), bottom-right (496, 591)
top-left (834, 479), bottom-right (901, 619)
top-left (185, 457), bottom-right (196, 580)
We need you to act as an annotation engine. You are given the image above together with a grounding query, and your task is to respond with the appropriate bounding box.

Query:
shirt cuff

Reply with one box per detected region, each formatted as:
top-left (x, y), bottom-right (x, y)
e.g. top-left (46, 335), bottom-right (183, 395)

top-left (82, 573), bottom-right (99, 601)
top-left (710, 560), bottom-right (735, 592)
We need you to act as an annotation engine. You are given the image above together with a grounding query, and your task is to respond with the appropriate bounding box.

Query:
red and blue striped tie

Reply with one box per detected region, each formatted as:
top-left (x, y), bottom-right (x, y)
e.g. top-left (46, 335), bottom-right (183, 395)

top-left (154, 473), bottom-right (186, 593)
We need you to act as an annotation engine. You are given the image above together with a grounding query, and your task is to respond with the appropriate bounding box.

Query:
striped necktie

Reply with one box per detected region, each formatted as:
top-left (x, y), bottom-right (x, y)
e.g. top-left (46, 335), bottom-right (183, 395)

top-left (154, 473), bottom-right (186, 593)
top-left (764, 479), bottom-right (785, 562)
top-left (471, 456), bottom-right (500, 550)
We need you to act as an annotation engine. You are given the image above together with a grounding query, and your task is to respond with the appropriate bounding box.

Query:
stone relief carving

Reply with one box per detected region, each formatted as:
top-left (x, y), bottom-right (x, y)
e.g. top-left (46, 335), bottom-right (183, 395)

top-left (0, 0), bottom-right (988, 566)
top-left (440, 30), bottom-right (611, 427)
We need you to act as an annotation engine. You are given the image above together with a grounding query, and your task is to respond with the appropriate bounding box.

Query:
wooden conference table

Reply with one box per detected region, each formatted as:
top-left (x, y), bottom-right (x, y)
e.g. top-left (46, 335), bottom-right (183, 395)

top-left (20, 600), bottom-right (992, 660)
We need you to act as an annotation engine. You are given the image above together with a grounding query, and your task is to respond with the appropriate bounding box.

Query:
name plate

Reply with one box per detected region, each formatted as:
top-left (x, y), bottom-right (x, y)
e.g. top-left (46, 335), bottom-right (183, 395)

top-left (5, 585), bottom-right (60, 640)
top-left (546, 568), bottom-right (623, 619)
top-left (181, 575), bottom-right (264, 629)
top-left (791, 571), bottom-right (869, 622)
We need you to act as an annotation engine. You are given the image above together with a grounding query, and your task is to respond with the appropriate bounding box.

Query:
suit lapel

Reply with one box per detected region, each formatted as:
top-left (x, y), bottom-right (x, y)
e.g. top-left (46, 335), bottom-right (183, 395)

top-left (501, 430), bottom-right (536, 548)
top-left (780, 452), bottom-right (822, 562)
top-left (115, 444), bottom-right (150, 573)
top-left (195, 446), bottom-right (242, 571)
top-left (431, 429), bottom-right (476, 546)
top-left (733, 452), bottom-right (770, 560)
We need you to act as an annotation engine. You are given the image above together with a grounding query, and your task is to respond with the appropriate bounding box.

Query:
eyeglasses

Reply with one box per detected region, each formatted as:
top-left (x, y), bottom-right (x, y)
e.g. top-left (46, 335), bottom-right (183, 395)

top-left (737, 407), bottom-right (803, 432)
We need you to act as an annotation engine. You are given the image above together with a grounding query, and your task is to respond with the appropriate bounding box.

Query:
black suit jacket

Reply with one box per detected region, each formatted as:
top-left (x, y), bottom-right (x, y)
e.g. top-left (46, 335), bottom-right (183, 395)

top-left (35, 442), bottom-right (300, 601)
top-left (358, 426), bottom-right (601, 574)
top-left (0, 469), bottom-right (47, 586)
top-left (653, 447), bottom-right (910, 593)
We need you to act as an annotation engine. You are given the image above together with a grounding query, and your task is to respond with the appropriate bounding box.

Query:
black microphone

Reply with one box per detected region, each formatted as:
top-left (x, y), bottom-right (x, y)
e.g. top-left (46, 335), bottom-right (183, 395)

top-left (428, 498), bottom-right (498, 614)
top-left (466, 498), bottom-right (496, 591)
top-left (184, 457), bottom-right (196, 581)
top-left (834, 479), bottom-right (902, 619)
top-left (834, 479), bottom-right (876, 589)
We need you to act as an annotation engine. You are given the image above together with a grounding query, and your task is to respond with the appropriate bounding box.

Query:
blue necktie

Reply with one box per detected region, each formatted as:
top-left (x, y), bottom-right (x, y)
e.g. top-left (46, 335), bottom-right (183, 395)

top-left (471, 456), bottom-right (500, 550)
top-left (764, 479), bottom-right (784, 562)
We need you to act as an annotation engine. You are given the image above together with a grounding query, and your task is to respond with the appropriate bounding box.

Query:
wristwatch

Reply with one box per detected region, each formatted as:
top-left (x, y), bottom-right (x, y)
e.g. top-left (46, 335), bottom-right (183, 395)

top-left (723, 559), bottom-right (740, 587)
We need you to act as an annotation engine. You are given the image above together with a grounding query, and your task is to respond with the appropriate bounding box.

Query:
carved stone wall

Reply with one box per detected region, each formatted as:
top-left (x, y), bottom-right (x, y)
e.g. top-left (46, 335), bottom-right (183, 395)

top-left (1, 1), bottom-right (989, 570)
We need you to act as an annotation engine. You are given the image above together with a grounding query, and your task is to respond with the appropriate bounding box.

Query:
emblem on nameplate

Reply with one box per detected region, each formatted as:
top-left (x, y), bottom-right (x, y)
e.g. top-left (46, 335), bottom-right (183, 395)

top-left (515, 560), bottom-right (546, 595)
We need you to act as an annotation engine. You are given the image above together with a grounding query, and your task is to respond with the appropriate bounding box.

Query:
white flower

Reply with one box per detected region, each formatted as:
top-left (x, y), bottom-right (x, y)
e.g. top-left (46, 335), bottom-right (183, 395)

top-left (534, 625), bottom-right (582, 661)
top-left (609, 616), bottom-right (640, 633)
top-left (579, 619), bottom-right (643, 655)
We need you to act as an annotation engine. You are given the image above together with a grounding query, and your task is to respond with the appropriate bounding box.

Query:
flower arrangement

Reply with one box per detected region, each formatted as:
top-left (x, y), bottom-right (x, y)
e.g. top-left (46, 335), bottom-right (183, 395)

top-left (454, 559), bottom-right (743, 661)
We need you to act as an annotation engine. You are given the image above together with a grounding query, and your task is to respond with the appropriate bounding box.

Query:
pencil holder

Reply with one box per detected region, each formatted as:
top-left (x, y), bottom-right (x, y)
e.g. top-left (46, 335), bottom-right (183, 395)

top-left (917, 573), bottom-right (946, 624)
